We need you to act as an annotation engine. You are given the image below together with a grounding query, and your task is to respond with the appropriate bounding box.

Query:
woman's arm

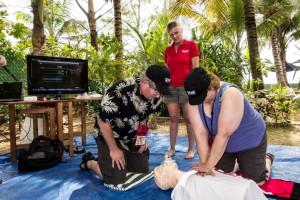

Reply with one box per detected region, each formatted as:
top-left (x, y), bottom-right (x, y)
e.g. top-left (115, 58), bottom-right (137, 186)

top-left (191, 56), bottom-right (199, 69)
top-left (187, 104), bottom-right (210, 163)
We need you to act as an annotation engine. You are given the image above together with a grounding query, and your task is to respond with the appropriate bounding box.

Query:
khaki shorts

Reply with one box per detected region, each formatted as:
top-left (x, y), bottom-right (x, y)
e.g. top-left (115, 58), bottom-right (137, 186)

top-left (96, 136), bottom-right (150, 185)
top-left (163, 86), bottom-right (188, 104)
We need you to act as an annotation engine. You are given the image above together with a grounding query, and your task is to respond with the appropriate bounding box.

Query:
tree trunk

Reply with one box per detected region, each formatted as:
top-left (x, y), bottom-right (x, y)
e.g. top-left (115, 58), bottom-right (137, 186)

top-left (31, 0), bottom-right (45, 56)
top-left (75, 0), bottom-right (98, 51)
top-left (113, 0), bottom-right (124, 80)
top-left (235, 32), bottom-right (244, 88)
top-left (88, 0), bottom-right (98, 51)
top-left (281, 48), bottom-right (289, 87)
top-left (278, 26), bottom-right (290, 87)
top-left (242, 0), bottom-right (264, 92)
top-left (271, 30), bottom-right (287, 87)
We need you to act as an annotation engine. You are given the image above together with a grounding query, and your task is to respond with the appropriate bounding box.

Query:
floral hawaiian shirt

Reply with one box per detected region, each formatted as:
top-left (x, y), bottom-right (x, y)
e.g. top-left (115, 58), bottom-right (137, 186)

top-left (97, 76), bottom-right (162, 150)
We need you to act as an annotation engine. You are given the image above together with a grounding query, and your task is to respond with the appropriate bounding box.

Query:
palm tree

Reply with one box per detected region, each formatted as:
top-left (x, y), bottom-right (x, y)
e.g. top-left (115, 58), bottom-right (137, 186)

top-left (257, 0), bottom-right (300, 87)
top-left (242, 0), bottom-right (264, 91)
top-left (76, 0), bottom-right (99, 51)
top-left (76, 0), bottom-right (124, 79)
top-left (43, 0), bottom-right (84, 42)
top-left (112, 0), bottom-right (123, 80)
top-left (31, 0), bottom-right (45, 56)
top-left (194, 0), bottom-right (246, 86)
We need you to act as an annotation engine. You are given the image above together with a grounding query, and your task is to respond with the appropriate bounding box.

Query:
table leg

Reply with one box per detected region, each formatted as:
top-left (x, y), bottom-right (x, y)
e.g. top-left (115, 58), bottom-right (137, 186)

top-left (33, 113), bottom-right (38, 138)
top-left (8, 105), bottom-right (17, 163)
top-left (67, 102), bottom-right (74, 156)
top-left (49, 108), bottom-right (56, 139)
top-left (56, 102), bottom-right (63, 142)
top-left (80, 102), bottom-right (86, 145)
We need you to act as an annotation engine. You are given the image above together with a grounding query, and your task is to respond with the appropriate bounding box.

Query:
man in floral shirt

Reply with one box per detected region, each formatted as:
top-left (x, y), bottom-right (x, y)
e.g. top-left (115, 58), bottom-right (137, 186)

top-left (80, 65), bottom-right (171, 186)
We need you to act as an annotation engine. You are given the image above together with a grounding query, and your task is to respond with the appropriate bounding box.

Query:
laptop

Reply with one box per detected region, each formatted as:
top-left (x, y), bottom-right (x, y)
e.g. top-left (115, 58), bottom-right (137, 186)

top-left (0, 82), bottom-right (23, 102)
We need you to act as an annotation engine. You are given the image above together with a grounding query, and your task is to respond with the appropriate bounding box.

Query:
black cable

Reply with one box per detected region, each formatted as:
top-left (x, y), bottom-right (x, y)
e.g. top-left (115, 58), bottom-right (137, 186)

top-left (0, 131), bottom-right (10, 141)
top-left (18, 115), bottom-right (32, 143)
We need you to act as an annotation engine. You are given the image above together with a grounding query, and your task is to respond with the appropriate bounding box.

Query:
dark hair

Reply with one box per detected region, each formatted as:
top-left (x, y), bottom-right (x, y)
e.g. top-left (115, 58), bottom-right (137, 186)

top-left (167, 21), bottom-right (181, 33)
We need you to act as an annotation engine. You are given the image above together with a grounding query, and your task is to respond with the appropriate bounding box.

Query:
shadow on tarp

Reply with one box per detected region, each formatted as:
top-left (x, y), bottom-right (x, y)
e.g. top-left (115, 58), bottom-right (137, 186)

top-left (0, 133), bottom-right (299, 200)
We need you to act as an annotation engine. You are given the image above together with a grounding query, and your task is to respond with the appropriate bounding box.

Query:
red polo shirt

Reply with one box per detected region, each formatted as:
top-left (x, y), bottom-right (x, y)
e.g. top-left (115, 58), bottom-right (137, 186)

top-left (165, 39), bottom-right (200, 87)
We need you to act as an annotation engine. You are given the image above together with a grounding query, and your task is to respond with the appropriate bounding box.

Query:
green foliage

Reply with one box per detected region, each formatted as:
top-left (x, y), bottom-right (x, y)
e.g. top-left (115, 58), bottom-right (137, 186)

top-left (87, 34), bottom-right (122, 94)
top-left (0, 10), bottom-right (8, 32)
top-left (196, 38), bottom-right (246, 86)
top-left (9, 23), bottom-right (30, 40)
top-left (126, 13), bottom-right (171, 69)
top-left (246, 78), bottom-right (264, 96)
top-left (249, 84), bottom-right (297, 126)
top-left (0, 10), bottom-right (11, 48)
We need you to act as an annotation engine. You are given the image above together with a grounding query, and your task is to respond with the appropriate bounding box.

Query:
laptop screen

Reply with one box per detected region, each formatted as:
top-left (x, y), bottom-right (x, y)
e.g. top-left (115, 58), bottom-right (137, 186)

top-left (0, 82), bottom-right (23, 102)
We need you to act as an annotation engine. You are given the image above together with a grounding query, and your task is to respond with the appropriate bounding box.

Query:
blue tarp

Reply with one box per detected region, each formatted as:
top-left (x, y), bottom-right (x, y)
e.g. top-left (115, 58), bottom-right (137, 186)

top-left (0, 133), bottom-right (299, 200)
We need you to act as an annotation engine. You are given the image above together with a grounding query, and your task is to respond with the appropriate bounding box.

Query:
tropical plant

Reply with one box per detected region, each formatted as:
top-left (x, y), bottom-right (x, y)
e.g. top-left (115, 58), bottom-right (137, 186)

top-left (265, 84), bottom-right (296, 125)
top-left (0, 10), bottom-right (12, 49)
top-left (198, 38), bottom-right (248, 86)
top-left (43, 0), bottom-right (87, 46)
top-left (86, 34), bottom-right (121, 94)
top-left (127, 14), bottom-right (171, 70)
top-left (242, 0), bottom-right (265, 91)
top-left (257, 0), bottom-right (300, 87)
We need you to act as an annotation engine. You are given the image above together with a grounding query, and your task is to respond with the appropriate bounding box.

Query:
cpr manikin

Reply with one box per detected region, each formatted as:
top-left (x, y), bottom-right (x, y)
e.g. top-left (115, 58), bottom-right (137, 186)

top-left (154, 155), bottom-right (267, 200)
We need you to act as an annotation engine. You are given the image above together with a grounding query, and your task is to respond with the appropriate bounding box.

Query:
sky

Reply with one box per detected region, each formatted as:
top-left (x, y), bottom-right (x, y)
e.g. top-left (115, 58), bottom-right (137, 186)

top-left (1, 0), bottom-right (299, 84)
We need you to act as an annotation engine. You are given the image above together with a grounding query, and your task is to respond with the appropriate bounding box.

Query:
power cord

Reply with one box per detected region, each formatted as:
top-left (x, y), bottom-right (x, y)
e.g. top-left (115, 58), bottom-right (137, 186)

top-left (18, 116), bottom-right (32, 142)
top-left (0, 131), bottom-right (10, 141)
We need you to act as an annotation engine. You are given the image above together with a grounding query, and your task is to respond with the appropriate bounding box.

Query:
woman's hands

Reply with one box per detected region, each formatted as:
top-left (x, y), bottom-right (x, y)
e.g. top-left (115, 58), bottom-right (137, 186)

top-left (190, 162), bottom-right (215, 177)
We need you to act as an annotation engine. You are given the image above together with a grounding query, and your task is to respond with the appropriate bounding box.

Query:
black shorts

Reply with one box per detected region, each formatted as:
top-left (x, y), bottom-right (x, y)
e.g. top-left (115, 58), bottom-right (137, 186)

top-left (96, 137), bottom-right (149, 185)
top-left (215, 133), bottom-right (267, 183)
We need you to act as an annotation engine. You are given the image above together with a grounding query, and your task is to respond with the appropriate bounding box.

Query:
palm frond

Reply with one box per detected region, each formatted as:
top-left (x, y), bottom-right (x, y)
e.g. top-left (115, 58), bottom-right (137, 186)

top-left (171, 0), bottom-right (199, 19)
top-left (126, 22), bottom-right (146, 53)
top-left (257, 5), bottom-right (294, 36)
top-left (228, 0), bottom-right (244, 33)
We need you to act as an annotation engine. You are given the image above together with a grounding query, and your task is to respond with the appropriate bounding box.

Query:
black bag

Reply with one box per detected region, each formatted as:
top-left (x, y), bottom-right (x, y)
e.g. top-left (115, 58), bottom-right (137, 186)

top-left (18, 136), bottom-right (64, 172)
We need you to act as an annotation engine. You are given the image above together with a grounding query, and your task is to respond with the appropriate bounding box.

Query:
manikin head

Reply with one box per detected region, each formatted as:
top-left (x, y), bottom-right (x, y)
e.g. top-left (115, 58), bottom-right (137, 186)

top-left (154, 161), bottom-right (184, 190)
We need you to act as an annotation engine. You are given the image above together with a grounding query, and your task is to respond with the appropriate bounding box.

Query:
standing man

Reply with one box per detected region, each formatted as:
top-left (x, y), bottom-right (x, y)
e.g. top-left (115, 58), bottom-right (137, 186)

top-left (80, 65), bottom-right (171, 186)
